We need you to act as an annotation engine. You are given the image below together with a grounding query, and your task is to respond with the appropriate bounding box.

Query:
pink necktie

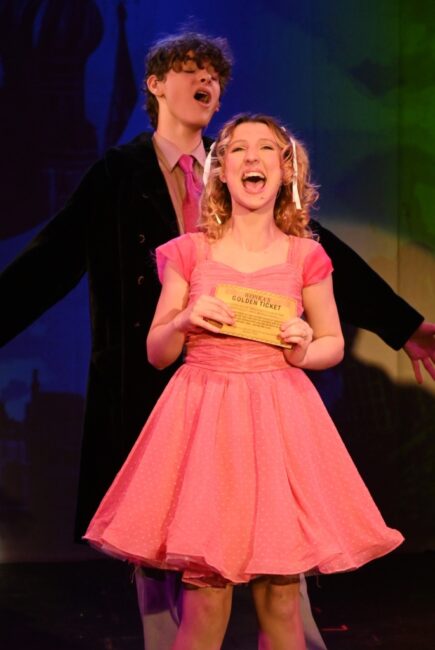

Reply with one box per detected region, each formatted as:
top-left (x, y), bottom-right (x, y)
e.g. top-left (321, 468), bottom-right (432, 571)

top-left (178, 154), bottom-right (203, 233)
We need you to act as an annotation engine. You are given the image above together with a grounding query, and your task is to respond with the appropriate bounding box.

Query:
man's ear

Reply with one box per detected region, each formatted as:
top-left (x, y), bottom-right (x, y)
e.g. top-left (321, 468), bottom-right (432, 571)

top-left (147, 75), bottom-right (164, 97)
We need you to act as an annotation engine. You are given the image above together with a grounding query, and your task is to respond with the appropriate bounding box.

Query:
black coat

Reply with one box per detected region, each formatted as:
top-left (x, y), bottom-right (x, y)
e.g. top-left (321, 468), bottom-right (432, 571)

top-left (0, 133), bottom-right (423, 539)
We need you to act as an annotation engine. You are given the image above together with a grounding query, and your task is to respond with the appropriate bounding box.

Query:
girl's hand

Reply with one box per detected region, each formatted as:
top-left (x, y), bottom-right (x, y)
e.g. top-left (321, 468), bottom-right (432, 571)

top-left (174, 295), bottom-right (235, 334)
top-left (280, 317), bottom-right (313, 365)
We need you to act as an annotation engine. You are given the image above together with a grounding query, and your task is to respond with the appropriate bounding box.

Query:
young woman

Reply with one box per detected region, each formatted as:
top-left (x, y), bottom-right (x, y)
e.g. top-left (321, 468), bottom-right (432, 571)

top-left (85, 114), bottom-right (403, 650)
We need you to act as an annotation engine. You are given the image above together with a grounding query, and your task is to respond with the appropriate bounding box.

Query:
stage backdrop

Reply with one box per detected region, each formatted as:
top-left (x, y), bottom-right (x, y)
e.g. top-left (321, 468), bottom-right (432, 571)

top-left (0, 0), bottom-right (434, 561)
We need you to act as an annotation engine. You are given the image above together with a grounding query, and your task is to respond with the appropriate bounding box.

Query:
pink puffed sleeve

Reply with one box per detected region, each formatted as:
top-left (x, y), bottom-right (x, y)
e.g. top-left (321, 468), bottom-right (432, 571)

top-left (302, 240), bottom-right (333, 286)
top-left (155, 234), bottom-right (196, 283)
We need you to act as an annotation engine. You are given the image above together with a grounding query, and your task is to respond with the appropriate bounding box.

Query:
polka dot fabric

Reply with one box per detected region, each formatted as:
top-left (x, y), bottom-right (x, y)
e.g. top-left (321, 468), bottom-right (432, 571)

top-left (84, 233), bottom-right (403, 586)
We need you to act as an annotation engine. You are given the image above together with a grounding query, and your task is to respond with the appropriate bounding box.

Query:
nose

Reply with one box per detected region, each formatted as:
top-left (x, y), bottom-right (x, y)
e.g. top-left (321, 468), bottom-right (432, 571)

top-left (199, 70), bottom-right (212, 84)
top-left (245, 150), bottom-right (259, 163)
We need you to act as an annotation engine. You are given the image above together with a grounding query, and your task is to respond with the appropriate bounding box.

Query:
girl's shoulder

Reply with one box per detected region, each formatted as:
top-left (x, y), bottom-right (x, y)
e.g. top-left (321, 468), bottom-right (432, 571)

top-left (288, 235), bottom-right (333, 286)
top-left (288, 233), bottom-right (322, 253)
top-left (155, 232), bottom-right (208, 283)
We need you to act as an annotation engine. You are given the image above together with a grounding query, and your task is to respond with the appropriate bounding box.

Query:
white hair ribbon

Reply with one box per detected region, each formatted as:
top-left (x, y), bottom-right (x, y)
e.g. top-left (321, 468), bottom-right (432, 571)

top-left (203, 142), bottom-right (216, 185)
top-left (290, 137), bottom-right (302, 210)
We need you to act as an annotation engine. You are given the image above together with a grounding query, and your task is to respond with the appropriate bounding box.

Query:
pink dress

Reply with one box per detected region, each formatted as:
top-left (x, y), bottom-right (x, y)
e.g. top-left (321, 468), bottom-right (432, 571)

top-left (84, 232), bottom-right (403, 586)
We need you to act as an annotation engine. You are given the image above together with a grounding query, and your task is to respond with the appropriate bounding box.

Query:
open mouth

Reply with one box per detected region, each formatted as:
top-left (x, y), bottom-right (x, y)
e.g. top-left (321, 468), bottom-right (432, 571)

top-left (242, 171), bottom-right (266, 192)
top-left (194, 90), bottom-right (211, 105)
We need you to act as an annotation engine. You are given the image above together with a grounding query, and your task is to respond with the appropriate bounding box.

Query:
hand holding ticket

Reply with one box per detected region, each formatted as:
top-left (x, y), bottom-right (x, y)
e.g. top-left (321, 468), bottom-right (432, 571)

top-left (206, 284), bottom-right (297, 349)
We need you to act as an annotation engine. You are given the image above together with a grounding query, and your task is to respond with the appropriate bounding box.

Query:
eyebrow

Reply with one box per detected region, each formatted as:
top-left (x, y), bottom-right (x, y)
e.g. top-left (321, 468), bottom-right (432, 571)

top-left (182, 56), bottom-right (218, 72)
top-left (229, 138), bottom-right (277, 146)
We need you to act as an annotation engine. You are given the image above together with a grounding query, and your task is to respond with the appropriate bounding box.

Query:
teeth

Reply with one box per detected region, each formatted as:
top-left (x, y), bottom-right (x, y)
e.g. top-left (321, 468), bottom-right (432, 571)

top-left (242, 172), bottom-right (265, 181)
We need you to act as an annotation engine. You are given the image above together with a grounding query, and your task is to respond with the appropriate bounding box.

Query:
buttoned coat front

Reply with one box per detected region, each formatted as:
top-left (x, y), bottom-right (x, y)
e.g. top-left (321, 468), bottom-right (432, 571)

top-left (0, 133), bottom-right (214, 536)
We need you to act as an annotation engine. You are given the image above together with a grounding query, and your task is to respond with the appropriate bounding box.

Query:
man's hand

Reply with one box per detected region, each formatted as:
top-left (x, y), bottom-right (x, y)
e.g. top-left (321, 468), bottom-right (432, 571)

top-left (403, 321), bottom-right (435, 384)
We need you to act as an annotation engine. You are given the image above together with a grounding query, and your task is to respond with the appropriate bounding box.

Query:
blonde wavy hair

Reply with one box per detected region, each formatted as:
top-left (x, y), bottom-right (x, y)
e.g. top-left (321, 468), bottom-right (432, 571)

top-left (199, 113), bottom-right (318, 240)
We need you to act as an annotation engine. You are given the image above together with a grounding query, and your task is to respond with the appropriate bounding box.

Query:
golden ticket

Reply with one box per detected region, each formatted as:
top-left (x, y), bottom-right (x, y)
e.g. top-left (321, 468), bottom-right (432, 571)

top-left (209, 284), bottom-right (297, 349)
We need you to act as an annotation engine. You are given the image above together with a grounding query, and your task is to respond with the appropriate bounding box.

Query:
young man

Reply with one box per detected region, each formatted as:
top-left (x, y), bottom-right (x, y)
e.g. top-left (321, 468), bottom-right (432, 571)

top-left (0, 31), bottom-right (434, 650)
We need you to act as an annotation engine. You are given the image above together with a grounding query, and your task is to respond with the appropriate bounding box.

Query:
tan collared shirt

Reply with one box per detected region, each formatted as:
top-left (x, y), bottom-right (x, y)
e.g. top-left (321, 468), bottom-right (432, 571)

top-left (152, 132), bottom-right (206, 234)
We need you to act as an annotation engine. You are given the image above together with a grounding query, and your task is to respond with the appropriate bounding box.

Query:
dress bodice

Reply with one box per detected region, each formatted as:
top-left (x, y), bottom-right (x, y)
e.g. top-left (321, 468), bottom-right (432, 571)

top-left (155, 232), bottom-right (333, 373)
top-left (185, 258), bottom-right (303, 372)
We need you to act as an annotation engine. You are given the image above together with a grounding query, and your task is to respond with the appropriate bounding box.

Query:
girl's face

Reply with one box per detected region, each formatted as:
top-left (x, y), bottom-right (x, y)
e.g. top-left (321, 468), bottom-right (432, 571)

top-left (221, 122), bottom-right (283, 215)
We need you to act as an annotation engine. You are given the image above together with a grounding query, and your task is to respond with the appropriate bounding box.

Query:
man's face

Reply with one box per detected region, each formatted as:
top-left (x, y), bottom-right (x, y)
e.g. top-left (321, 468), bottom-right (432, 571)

top-left (148, 53), bottom-right (221, 131)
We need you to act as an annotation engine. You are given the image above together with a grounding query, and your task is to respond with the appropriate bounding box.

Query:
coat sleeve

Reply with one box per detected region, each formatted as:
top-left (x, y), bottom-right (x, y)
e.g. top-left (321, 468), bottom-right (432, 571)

top-left (0, 160), bottom-right (105, 346)
top-left (311, 220), bottom-right (423, 350)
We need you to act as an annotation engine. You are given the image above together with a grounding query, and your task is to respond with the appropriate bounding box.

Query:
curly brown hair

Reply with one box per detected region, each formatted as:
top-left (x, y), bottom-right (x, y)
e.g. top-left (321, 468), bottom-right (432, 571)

top-left (144, 31), bottom-right (232, 129)
top-left (199, 114), bottom-right (318, 240)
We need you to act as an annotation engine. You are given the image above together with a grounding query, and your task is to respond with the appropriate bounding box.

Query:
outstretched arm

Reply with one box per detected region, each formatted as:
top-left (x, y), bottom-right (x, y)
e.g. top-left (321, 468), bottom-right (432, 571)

top-left (312, 220), bottom-right (424, 350)
top-left (311, 220), bottom-right (434, 382)
top-left (403, 321), bottom-right (435, 383)
top-left (0, 162), bottom-right (104, 346)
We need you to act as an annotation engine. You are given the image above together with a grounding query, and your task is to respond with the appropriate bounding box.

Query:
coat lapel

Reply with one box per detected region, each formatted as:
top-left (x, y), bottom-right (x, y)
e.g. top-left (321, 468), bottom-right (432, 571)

top-left (121, 132), bottom-right (215, 245)
top-left (130, 135), bottom-right (179, 241)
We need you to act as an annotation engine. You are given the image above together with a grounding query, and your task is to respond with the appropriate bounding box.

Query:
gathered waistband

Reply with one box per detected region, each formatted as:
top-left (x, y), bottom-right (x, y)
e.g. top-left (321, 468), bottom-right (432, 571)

top-left (184, 349), bottom-right (291, 374)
